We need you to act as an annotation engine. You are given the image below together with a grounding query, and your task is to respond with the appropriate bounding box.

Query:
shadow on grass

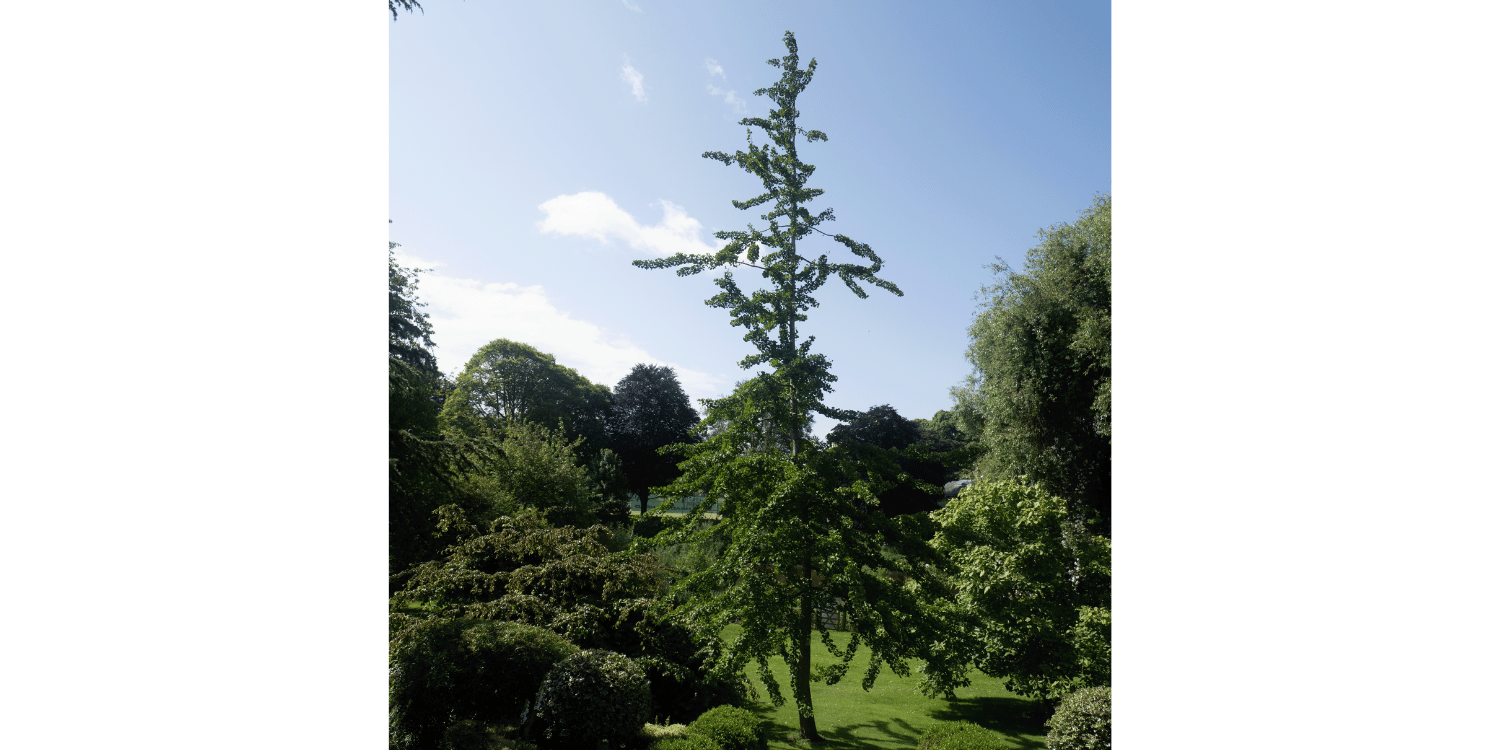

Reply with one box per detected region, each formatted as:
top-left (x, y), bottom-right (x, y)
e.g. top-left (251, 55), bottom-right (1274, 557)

top-left (929, 696), bottom-right (1048, 748)
top-left (736, 688), bottom-right (1047, 749)
top-left (741, 702), bottom-right (926, 750)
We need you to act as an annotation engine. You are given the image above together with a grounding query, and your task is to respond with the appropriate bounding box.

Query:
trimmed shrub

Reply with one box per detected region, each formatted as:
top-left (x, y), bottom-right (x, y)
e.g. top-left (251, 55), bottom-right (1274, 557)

top-left (390, 618), bottom-right (579, 750)
top-left (639, 723), bottom-right (689, 742)
top-left (1045, 686), bottom-right (1111, 750)
top-left (687, 706), bottom-right (764, 750)
top-left (532, 650), bottom-right (651, 750)
top-left (917, 721), bottom-right (1010, 750)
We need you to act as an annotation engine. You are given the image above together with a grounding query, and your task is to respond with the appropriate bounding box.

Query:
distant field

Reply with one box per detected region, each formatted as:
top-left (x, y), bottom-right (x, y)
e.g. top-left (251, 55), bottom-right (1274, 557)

top-left (719, 624), bottom-right (1046, 750)
top-left (633, 494), bottom-right (722, 516)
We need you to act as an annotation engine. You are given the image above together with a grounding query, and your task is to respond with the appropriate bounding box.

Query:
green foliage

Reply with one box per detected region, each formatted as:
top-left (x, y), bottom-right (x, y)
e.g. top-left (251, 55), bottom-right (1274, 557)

top-left (1044, 686), bottom-right (1110, 750)
top-left (929, 477), bottom-right (1111, 701)
top-left (631, 32), bottom-right (962, 739)
top-left (688, 706), bottom-right (765, 750)
top-left (612, 364), bottom-right (702, 514)
top-left (388, 618), bottom-right (578, 750)
top-left (586, 447), bottom-right (633, 526)
top-left (390, 0), bottom-right (423, 22)
top-left (392, 507), bottom-right (744, 725)
top-left (640, 723), bottom-right (690, 742)
top-left (955, 194), bottom-right (1111, 531)
top-left (390, 243), bottom-right (441, 378)
top-left (475, 420), bottom-right (604, 528)
top-left (827, 404), bottom-right (950, 516)
top-left (442, 721), bottom-right (537, 750)
top-left (917, 721), bottom-right (1011, 750)
top-left (649, 735), bottom-right (719, 750)
top-left (531, 650), bottom-right (651, 750)
top-left (391, 357), bottom-right (498, 580)
top-left (441, 339), bottom-right (613, 454)
top-left (912, 409), bottom-right (985, 482)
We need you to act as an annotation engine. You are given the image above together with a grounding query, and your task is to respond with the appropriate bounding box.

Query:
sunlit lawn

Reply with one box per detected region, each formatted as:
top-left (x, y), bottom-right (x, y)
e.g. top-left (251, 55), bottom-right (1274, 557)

top-left (719, 624), bottom-right (1047, 750)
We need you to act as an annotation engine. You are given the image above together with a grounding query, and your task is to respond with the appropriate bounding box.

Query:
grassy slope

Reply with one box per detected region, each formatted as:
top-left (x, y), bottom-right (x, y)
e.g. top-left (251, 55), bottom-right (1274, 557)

top-left (719, 625), bottom-right (1047, 750)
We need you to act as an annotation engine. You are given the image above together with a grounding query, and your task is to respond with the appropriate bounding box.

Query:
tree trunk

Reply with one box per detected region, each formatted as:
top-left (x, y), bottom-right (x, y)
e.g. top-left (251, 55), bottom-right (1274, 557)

top-left (794, 585), bottom-right (821, 741)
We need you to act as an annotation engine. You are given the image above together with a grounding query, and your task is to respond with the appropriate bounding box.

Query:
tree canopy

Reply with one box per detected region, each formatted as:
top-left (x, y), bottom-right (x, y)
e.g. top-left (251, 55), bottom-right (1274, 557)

top-left (827, 405), bottom-right (948, 517)
top-left (611, 364), bottom-right (701, 513)
top-left (929, 477), bottom-right (1111, 702)
top-left (954, 194), bottom-right (1111, 532)
top-left (631, 32), bottom-right (959, 741)
top-left (439, 339), bottom-right (613, 452)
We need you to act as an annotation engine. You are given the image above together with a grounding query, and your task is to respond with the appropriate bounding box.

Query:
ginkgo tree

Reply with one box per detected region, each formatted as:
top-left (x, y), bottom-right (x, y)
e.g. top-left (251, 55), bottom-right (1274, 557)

top-left (632, 31), bottom-right (963, 742)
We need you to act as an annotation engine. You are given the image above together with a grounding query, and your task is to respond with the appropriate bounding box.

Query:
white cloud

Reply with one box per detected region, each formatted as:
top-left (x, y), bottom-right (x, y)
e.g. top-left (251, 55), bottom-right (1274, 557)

top-left (704, 58), bottom-right (724, 78)
top-left (391, 246), bottom-right (728, 408)
top-left (621, 0), bottom-right (642, 11)
top-left (706, 84), bottom-right (747, 114)
top-left (537, 191), bottom-right (723, 258)
top-left (620, 57), bottom-right (646, 103)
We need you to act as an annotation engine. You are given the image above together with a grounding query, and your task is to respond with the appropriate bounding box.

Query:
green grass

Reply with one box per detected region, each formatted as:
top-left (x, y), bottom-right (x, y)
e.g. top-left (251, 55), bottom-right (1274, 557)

top-left (719, 624), bottom-right (1047, 750)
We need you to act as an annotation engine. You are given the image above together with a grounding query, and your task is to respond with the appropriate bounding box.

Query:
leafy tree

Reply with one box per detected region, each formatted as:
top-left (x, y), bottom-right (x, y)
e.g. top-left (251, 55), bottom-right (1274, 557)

top-left (929, 477), bottom-right (1111, 704)
top-left (631, 32), bottom-right (960, 741)
top-left (461, 419), bottom-right (622, 529)
top-left (912, 409), bottom-right (986, 485)
top-left (827, 404), bottom-right (920, 450)
top-left (390, 243), bottom-right (441, 379)
top-left (827, 405), bottom-right (947, 517)
top-left (954, 195), bottom-right (1111, 532)
top-left (440, 339), bottom-right (613, 453)
top-left (611, 364), bottom-right (701, 513)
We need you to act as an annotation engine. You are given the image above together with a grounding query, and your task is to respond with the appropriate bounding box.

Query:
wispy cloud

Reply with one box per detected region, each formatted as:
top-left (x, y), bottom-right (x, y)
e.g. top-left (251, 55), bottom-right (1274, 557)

top-left (390, 246), bottom-right (727, 407)
top-left (621, 0), bottom-right (643, 11)
top-left (704, 58), bottom-right (724, 78)
top-left (620, 57), bottom-right (646, 103)
top-left (537, 191), bottom-right (724, 257)
top-left (706, 84), bottom-right (747, 114)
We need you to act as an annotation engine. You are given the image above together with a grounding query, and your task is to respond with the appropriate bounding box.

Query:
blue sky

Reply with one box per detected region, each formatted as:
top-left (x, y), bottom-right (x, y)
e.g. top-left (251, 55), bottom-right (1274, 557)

top-left (389, 0), bottom-right (1110, 436)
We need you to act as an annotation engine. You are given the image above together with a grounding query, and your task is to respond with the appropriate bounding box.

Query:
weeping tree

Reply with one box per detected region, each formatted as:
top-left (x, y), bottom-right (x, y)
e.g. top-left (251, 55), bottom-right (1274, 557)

top-left (632, 31), bottom-right (963, 742)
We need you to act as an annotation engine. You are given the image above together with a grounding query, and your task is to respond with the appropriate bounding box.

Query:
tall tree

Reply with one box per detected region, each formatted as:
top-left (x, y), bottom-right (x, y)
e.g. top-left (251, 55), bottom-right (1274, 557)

top-left (954, 194), bottom-right (1111, 533)
top-left (611, 364), bottom-right (701, 514)
top-left (632, 32), bottom-right (959, 741)
top-left (390, 243), bottom-right (440, 378)
top-left (439, 339), bottom-right (613, 454)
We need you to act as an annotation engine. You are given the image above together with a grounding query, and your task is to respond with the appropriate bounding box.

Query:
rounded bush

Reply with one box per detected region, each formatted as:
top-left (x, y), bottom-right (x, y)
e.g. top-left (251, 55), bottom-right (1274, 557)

top-left (917, 721), bottom-right (1010, 750)
top-left (687, 706), bottom-right (764, 750)
top-left (532, 650), bottom-right (652, 750)
top-left (390, 618), bottom-right (579, 750)
top-left (1045, 686), bottom-right (1111, 750)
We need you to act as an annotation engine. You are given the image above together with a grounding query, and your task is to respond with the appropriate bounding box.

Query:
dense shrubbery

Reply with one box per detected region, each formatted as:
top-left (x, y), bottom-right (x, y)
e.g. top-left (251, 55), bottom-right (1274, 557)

top-left (389, 618), bottom-right (578, 750)
top-left (531, 650), bottom-right (651, 749)
top-left (393, 506), bottom-right (745, 725)
top-left (930, 477), bottom-right (1111, 702)
top-left (687, 705), bottom-right (764, 750)
top-left (917, 721), bottom-right (1010, 750)
top-left (443, 720), bottom-right (538, 750)
top-left (648, 736), bottom-right (719, 750)
top-left (1045, 686), bottom-right (1111, 750)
